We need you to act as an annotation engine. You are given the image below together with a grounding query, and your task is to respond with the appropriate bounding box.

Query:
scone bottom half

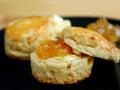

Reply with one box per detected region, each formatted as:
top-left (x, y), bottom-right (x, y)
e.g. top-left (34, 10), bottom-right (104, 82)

top-left (30, 40), bottom-right (94, 84)
top-left (62, 26), bottom-right (120, 63)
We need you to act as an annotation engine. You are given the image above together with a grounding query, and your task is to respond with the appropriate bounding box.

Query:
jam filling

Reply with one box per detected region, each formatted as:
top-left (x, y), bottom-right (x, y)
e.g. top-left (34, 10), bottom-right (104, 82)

top-left (36, 40), bottom-right (74, 59)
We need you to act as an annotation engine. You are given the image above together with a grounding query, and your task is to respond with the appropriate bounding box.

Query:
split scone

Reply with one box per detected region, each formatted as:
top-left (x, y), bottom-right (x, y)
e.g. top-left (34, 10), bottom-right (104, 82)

top-left (62, 27), bottom-right (120, 63)
top-left (30, 40), bottom-right (94, 84)
top-left (5, 14), bottom-right (71, 60)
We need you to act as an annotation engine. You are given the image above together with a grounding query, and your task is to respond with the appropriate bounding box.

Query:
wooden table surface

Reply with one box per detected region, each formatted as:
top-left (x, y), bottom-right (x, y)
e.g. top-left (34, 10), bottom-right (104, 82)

top-left (0, 0), bottom-right (120, 29)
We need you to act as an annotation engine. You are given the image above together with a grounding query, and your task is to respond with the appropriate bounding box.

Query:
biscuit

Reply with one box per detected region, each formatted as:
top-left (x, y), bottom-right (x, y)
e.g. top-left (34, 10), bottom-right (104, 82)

top-left (62, 27), bottom-right (120, 63)
top-left (30, 40), bottom-right (94, 84)
top-left (4, 15), bottom-right (71, 60)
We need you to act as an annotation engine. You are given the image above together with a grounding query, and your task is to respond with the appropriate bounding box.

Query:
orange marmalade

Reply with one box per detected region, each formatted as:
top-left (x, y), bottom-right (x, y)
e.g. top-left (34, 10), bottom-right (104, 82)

top-left (87, 18), bottom-right (120, 43)
top-left (36, 40), bottom-right (74, 59)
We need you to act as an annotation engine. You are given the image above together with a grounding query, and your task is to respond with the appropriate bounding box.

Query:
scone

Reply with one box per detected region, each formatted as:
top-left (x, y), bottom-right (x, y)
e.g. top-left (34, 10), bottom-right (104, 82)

top-left (30, 40), bottom-right (94, 84)
top-left (62, 27), bottom-right (120, 63)
top-left (4, 14), bottom-right (71, 60)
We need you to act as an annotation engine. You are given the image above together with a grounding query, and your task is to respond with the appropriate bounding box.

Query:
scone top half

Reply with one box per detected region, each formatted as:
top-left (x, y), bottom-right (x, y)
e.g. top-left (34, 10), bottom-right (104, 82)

top-left (5, 15), bottom-right (71, 60)
top-left (62, 27), bottom-right (120, 63)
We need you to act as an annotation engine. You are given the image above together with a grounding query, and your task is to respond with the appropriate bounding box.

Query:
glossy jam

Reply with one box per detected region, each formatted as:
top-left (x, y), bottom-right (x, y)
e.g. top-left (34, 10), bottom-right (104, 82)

top-left (36, 40), bottom-right (73, 59)
top-left (87, 18), bottom-right (120, 42)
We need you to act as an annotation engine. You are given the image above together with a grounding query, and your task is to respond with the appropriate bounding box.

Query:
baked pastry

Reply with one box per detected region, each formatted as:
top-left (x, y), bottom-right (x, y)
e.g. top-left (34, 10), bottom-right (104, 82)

top-left (30, 40), bottom-right (94, 84)
top-left (4, 14), bottom-right (71, 60)
top-left (62, 27), bottom-right (120, 63)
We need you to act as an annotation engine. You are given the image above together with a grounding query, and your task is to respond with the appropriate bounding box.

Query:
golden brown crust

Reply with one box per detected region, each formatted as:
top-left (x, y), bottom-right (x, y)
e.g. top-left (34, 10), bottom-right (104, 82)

top-left (5, 16), bottom-right (49, 60)
top-left (62, 27), bottom-right (120, 63)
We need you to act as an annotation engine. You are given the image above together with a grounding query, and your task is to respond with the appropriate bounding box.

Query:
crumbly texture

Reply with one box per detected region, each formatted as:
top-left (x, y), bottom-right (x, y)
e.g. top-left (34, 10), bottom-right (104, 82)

top-left (30, 52), bottom-right (94, 84)
top-left (4, 15), bottom-right (71, 60)
top-left (62, 27), bottom-right (120, 63)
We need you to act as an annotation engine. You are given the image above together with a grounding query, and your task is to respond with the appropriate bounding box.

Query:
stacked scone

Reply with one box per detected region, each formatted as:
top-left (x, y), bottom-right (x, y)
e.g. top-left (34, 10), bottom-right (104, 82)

top-left (4, 15), bottom-right (120, 84)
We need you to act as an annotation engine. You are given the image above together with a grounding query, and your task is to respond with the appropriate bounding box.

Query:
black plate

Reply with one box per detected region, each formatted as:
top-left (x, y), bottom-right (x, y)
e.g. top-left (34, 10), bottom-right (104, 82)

top-left (0, 17), bottom-right (120, 90)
